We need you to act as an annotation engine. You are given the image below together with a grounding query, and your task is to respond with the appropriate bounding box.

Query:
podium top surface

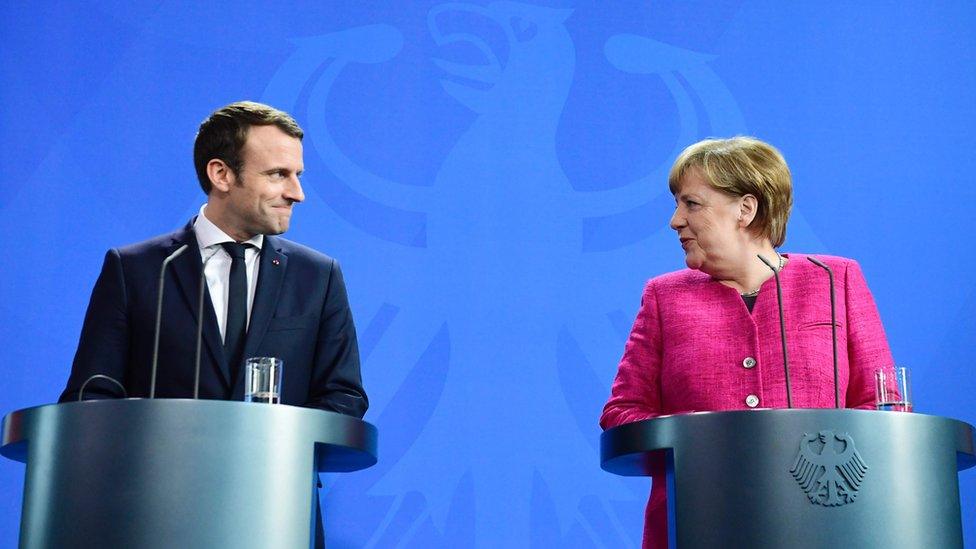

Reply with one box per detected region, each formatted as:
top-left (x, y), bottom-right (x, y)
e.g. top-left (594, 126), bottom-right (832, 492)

top-left (1, 398), bottom-right (378, 472)
top-left (600, 408), bottom-right (975, 477)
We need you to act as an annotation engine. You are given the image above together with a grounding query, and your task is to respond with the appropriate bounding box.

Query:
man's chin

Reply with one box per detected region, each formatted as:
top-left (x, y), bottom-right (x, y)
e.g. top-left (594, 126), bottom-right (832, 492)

top-left (268, 217), bottom-right (291, 235)
top-left (251, 223), bottom-right (288, 237)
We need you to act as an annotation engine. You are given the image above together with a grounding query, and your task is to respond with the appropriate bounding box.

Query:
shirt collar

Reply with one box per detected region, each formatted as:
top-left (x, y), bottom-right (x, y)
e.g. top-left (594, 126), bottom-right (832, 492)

top-left (193, 204), bottom-right (264, 251)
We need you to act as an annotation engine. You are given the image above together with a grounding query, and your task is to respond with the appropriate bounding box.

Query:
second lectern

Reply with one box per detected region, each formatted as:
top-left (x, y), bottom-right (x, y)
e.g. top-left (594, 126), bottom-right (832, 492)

top-left (601, 409), bottom-right (974, 548)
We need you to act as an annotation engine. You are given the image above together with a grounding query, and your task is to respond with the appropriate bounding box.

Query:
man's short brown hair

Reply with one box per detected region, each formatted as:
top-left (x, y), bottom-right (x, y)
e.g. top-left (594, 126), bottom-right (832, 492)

top-left (193, 101), bottom-right (304, 194)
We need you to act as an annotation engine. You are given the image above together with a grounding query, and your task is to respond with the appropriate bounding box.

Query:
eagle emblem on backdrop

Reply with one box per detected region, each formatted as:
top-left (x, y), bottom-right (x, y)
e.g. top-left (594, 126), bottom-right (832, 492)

top-left (790, 430), bottom-right (868, 506)
top-left (257, 1), bottom-right (750, 545)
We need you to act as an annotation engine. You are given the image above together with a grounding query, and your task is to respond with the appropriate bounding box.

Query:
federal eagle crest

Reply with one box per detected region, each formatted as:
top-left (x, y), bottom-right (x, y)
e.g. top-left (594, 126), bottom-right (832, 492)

top-left (790, 430), bottom-right (868, 506)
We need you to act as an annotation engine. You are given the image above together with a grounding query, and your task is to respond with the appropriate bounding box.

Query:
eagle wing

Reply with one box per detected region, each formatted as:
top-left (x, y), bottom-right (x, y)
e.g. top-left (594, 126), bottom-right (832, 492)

top-left (790, 432), bottom-right (823, 492)
top-left (834, 432), bottom-right (869, 491)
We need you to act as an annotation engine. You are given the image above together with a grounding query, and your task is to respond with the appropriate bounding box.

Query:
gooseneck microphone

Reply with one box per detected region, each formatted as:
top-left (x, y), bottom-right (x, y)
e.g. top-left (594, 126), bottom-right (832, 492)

top-left (194, 249), bottom-right (220, 399)
top-left (806, 256), bottom-right (840, 408)
top-left (150, 244), bottom-right (189, 398)
top-left (78, 374), bottom-right (128, 401)
top-left (758, 254), bottom-right (793, 408)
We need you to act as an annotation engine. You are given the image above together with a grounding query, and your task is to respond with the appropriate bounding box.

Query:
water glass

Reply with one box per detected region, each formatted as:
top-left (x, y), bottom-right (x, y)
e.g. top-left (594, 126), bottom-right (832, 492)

top-left (244, 357), bottom-right (283, 404)
top-left (875, 366), bottom-right (911, 412)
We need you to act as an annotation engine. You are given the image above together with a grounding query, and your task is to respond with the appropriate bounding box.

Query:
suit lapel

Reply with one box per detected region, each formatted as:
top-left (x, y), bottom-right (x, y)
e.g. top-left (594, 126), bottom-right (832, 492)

top-left (239, 236), bottom-right (287, 386)
top-left (168, 222), bottom-right (231, 388)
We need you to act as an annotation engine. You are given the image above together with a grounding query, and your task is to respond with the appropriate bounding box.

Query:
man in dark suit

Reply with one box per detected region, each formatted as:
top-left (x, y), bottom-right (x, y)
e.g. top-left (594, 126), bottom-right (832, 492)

top-left (59, 101), bottom-right (367, 546)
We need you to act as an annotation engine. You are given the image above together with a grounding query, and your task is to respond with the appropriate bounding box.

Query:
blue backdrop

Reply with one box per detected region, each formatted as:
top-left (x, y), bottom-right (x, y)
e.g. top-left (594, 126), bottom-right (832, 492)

top-left (2, 1), bottom-right (974, 546)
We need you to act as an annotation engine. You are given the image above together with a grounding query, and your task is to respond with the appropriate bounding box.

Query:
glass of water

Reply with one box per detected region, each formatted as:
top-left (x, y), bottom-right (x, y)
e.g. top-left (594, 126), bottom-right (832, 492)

top-left (875, 366), bottom-right (912, 412)
top-left (244, 357), bottom-right (283, 404)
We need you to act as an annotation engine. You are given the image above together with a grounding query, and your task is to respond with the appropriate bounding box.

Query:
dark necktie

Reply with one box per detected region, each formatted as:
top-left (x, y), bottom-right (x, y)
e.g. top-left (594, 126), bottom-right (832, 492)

top-left (221, 242), bottom-right (251, 382)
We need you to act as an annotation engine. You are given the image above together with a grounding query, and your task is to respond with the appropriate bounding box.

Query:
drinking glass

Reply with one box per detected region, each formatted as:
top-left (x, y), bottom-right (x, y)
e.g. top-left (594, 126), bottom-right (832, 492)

top-left (875, 366), bottom-right (911, 412)
top-left (244, 357), bottom-right (283, 404)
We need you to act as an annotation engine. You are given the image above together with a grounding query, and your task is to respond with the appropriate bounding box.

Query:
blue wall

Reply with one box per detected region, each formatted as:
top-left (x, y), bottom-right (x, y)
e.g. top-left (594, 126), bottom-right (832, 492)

top-left (1, 1), bottom-right (974, 546)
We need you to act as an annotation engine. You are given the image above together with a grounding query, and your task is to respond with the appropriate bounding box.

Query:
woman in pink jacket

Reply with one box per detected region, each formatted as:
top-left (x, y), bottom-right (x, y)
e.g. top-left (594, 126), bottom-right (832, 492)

top-left (600, 137), bottom-right (895, 548)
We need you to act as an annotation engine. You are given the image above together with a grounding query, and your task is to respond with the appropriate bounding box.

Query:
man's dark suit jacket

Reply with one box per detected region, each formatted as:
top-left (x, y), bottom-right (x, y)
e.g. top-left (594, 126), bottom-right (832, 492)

top-left (59, 221), bottom-right (368, 417)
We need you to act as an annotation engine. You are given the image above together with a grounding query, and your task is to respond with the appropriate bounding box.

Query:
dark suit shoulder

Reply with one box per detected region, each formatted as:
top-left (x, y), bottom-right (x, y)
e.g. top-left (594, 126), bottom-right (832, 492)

top-left (114, 226), bottom-right (194, 258)
top-left (99, 227), bottom-right (193, 279)
top-left (266, 236), bottom-right (338, 270)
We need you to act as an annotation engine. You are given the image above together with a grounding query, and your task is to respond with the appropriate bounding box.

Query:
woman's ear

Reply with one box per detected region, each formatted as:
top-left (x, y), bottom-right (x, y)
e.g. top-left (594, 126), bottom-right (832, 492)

top-left (739, 194), bottom-right (758, 227)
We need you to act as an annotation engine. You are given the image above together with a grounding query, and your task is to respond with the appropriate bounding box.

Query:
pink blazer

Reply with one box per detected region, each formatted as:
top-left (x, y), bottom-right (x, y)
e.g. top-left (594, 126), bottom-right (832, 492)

top-left (600, 254), bottom-right (894, 548)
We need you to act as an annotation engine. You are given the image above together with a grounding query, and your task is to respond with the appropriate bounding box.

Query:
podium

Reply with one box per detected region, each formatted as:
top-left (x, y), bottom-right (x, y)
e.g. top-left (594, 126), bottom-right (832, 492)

top-left (1, 399), bottom-right (377, 549)
top-left (601, 409), bottom-right (975, 548)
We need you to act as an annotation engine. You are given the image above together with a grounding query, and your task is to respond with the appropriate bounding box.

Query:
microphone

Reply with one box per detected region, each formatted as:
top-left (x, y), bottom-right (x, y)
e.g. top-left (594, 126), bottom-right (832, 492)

top-left (806, 256), bottom-right (840, 408)
top-left (150, 244), bottom-right (189, 398)
top-left (78, 374), bottom-right (128, 401)
top-left (758, 254), bottom-right (793, 408)
top-left (194, 249), bottom-right (221, 399)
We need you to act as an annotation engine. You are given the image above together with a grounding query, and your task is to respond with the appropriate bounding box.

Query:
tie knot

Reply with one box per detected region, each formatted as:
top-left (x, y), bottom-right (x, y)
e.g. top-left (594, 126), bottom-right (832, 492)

top-left (221, 242), bottom-right (250, 260)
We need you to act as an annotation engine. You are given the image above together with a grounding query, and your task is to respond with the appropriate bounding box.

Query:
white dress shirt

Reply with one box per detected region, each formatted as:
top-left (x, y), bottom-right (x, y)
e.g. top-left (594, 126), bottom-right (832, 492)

top-left (193, 205), bottom-right (263, 342)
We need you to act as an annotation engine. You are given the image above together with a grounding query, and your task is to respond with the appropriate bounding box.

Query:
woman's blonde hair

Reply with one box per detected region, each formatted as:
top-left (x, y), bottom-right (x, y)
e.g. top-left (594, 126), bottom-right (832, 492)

top-left (668, 136), bottom-right (793, 247)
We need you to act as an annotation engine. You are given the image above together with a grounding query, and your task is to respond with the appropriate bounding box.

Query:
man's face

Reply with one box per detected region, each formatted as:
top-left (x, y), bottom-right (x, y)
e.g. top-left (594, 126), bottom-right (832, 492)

top-left (222, 124), bottom-right (305, 240)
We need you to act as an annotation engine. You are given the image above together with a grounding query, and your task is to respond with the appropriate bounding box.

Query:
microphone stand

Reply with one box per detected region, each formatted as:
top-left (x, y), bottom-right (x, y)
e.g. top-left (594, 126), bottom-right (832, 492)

top-left (758, 253), bottom-right (793, 408)
top-left (150, 244), bottom-right (189, 398)
top-left (807, 256), bottom-right (840, 408)
top-left (194, 249), bottom-right (220, 399)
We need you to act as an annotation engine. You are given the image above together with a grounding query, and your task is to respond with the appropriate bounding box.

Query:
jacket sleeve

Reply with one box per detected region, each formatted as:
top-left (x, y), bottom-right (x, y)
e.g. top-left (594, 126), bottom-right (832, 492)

top-left (600, 280), bottom-right (663, 429)
top-left (305, 259), bottom-right (369, 417)
top-left (59, 249), bottom-right (131, 402)
top-left (843, 260), bottom-right (895, 409)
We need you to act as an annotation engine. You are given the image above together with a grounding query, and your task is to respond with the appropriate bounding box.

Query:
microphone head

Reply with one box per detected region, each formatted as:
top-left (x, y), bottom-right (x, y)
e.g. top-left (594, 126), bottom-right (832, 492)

top-left (806, 256), bottom-right (829, 270)
top-left (171, 243), bottom-right (190, 259)
top-left (757, 254), bottom-right (777, 271)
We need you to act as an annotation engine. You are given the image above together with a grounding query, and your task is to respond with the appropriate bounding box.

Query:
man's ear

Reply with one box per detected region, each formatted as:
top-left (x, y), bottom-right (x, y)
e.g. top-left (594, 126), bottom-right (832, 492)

top-left (739, 194), bottom-right (759, 227)
top-left (207, 159), bottom-right (234, 194)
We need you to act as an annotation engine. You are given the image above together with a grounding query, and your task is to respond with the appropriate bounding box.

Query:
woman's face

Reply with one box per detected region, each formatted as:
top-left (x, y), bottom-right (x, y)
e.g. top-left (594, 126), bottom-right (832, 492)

top-left (669, 169), bottom-right (745, 274)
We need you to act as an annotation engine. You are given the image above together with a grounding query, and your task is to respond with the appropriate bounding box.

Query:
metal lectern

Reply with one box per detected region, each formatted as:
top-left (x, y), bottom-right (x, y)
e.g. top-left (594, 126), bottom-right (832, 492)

top-left (1, 399), bottom-right (378, 549)
top-left (601, 409), bottom-right (975, 549)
